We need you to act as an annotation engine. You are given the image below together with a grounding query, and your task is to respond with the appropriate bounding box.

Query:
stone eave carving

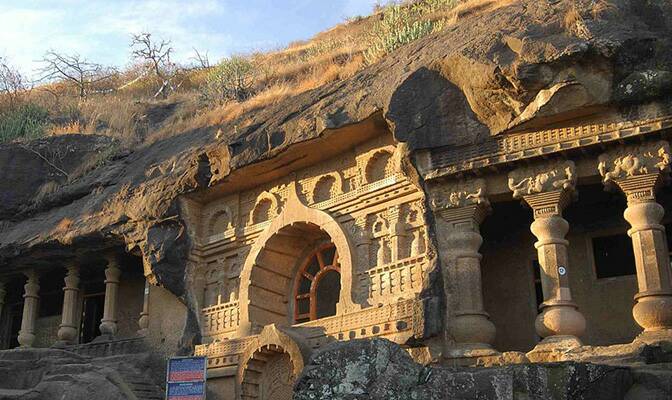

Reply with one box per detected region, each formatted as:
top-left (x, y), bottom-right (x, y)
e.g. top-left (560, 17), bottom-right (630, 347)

top-left (424, 115), bottom-right (672, 180)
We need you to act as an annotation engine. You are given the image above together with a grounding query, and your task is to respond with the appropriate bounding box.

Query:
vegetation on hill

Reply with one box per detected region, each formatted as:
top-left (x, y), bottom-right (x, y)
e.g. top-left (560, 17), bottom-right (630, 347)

top-left (0, 0), bottom-right (508, 152)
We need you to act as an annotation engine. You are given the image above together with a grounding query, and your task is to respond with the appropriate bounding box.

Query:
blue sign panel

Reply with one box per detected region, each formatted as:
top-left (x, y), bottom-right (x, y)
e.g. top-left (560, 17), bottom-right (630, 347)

top-left (167, 382), bottom-right (205, 400)
top-left (166, 356), bottom-right (207, 400)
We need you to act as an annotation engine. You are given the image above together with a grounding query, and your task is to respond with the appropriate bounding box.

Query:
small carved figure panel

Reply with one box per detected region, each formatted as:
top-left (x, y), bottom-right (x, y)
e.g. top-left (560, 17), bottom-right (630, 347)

top-left (508, 161), bottom-right (576, 198)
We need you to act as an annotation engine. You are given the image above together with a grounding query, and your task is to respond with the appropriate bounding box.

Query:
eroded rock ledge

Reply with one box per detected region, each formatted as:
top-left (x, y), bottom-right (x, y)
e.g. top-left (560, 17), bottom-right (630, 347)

top-left (294, 338), bottom-right (672, 400)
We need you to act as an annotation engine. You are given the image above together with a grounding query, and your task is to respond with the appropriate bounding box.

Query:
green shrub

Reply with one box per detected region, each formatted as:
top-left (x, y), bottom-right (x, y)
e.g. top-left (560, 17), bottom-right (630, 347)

top-left (0, 103), bottom-right (50, 143)
top-left (200, 56), bottom-right (256, 105)
top-left (364, 0), bottom-right (458, 64)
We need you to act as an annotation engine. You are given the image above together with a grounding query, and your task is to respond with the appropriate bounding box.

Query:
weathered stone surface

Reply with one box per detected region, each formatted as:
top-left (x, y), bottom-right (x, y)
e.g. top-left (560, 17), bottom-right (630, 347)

top-left (2, 0), bottom-right (672, 351)
top-left (294, 338), bottom-right (672, 400)
top-left (0, 348), bottom-right (164, 400)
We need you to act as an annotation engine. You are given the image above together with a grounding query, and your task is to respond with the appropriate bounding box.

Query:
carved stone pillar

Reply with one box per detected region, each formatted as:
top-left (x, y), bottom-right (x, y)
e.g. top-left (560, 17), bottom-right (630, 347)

top-left (598, 141), bottom-right (672, 341)
top-left (431, 179), bottom-right (498, 361)
top-left (56, 264), bottom-right (80, 346)
top-left (99, 256), bottom-right (121, 338)
top-left (138, 279), bottom-right (150, 337)
top-left (0, 281), bottom-right (6, 323)
top-left (388, 205), bottom-right (406, 261)
top-left (509, 160), bottom-right (586, 354)
top-left (17, 270), bottom-right (40, 348)
top-left (352, 216), bottom-right (371, 303)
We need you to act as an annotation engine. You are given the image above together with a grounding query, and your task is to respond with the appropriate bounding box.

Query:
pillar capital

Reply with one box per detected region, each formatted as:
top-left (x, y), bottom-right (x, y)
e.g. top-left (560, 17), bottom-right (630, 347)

top-left (430, 178), bottom-right (490, 226)
top-left (598, 140), bottom-right (670, 204)
top-left (508, 160), bottom-right (576, 217)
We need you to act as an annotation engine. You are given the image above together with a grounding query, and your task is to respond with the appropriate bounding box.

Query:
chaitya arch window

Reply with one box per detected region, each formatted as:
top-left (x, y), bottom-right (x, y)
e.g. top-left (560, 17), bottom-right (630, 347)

top-left (293, 243), bottom-right (341, 323)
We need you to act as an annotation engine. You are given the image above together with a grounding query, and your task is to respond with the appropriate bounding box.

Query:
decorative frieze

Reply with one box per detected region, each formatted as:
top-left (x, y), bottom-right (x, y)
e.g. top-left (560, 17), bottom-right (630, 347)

top-left (426, 116), bottom-right (672, 179)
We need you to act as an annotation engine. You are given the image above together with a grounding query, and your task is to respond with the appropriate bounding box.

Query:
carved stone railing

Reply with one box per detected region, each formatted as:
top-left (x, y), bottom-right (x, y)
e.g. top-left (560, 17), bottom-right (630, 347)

top-left (202, 301), bottom-right (240, 338)
top-left (359, 255), bottom-right (427, 302)
top-left (66, 337), bottom-right (147, 357)
top-left (295, 298), bottom-right (423, 348)
top-left (195, 298), bottom-right (425, 369)
top-left (312, 173), bottom-right (406, 210)
top-left (195, 335), bottom-right (257, 369)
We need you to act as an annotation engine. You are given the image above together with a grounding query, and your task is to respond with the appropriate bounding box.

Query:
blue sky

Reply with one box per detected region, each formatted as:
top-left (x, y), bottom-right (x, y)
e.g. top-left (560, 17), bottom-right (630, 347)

top-left (0, 0), bottom-right (379, 76)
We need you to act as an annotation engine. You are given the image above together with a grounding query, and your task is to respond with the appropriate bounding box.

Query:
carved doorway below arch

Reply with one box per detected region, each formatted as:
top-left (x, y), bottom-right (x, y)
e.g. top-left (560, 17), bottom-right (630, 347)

top-left (241, 344), bottom-right (294, 400)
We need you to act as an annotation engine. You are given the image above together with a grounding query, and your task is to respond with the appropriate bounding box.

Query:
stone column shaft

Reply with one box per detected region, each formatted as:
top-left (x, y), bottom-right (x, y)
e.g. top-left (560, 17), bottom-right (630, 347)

top-left (0, 282), bottom-right (6, 323)
top-left (616, 174), bottom-right (672, 335)
top-left (430, 178), bottom-right (497, 361)
top-left (99, 258), bottom-right (121, 337)
top-left (598, 141), bottom-right (672, 341)
top-left (57, 265), bottom-right (80, 345)
top-left (138, 279), bottom-right (150, 336)
top-left (509, 160), bottom-right (585, 353)
top-left (17, 270), bottom-right (40, 348)
top-left (525, 191), bottom-right (586, 342)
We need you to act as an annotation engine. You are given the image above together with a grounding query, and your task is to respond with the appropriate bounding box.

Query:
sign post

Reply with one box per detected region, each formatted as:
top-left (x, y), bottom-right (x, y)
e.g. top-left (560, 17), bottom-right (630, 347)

top-left (166, 356), bottom-right (207, 400)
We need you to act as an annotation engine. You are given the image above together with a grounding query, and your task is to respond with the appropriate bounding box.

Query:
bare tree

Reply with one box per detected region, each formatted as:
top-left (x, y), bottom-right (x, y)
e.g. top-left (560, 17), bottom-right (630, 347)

top-left (130, 32), bottom-right (178, 98)
top-left (0, 57), bottom-right (27, 109)
top-left (191, 48), bottom-right (210, 69)
top-left (37, 51), bottom-right (116, 99)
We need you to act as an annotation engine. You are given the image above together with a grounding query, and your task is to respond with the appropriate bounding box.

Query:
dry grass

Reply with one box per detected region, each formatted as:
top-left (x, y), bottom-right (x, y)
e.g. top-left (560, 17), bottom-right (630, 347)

top-left (431, 0), bottom-right (516, 25)
top-left (9, 0), bottom-right (521, 150)
top-left (591, 0), bottom-right (618, 20)
top-left (49, 120), bottom-right (84, 135)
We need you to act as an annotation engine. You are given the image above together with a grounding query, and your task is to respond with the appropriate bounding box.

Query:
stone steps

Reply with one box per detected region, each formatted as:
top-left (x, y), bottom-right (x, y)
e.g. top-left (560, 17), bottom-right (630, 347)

top-left (117, 366), bottom-right (165, 400)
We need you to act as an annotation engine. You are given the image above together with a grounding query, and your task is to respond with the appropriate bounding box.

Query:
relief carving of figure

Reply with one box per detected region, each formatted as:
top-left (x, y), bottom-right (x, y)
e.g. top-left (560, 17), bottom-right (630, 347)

top-left (598, 141), bottom-right (671, 183)
top-left (508, 161), bottom-right (576, 199)
top-left (430, 178), bottom-right (487, 210)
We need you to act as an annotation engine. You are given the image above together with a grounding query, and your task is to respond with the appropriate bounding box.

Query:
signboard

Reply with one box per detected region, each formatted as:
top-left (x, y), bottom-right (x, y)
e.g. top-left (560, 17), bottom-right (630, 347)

top-left (166, 356), bottom-right (207, 400)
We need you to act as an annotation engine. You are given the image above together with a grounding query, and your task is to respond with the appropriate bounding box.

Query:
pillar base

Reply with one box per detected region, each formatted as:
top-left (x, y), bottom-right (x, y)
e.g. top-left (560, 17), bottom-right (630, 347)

top-left (526, 335), bottom-right (583, 363)
top-left (633, 329), bottom-right (672, 345)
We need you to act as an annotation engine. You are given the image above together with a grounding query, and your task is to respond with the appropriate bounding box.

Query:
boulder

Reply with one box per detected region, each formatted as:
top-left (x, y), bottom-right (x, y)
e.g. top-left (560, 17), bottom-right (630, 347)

top-left (294, 338), bottom-right (672, 400)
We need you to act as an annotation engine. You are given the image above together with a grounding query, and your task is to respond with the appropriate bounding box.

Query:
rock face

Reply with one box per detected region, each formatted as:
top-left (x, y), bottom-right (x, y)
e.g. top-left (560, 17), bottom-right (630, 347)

top-left (2, 0), bottom-right (672, 351)
top-left (0, 348), bottom-right (164, 400)
top-left (293, 338), bottom-right (672, 400)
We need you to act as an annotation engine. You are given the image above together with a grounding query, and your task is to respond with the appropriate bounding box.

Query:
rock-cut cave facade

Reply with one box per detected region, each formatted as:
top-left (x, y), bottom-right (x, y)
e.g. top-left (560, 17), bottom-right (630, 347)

top-left (2, 115), bottom-right (672, 400)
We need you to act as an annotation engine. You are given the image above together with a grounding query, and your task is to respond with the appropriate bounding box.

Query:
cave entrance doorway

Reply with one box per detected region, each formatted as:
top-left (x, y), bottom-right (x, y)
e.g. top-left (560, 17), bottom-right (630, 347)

top-left (244, 221), bottom-right (345, 328)
top-left (79, 276), bottom-right (106, 344)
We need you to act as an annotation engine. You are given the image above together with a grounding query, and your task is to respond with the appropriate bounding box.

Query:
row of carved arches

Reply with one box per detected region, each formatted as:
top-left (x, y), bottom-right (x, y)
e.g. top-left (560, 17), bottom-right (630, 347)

top-left (207, 149), bottom-right (396, 237)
